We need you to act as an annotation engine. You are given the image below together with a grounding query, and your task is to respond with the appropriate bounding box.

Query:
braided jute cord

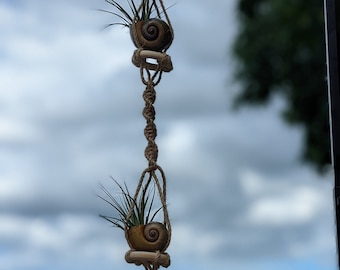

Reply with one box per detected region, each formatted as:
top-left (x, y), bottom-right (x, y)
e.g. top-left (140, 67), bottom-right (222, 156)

top-left (124, 72), bottom-right (172, 246)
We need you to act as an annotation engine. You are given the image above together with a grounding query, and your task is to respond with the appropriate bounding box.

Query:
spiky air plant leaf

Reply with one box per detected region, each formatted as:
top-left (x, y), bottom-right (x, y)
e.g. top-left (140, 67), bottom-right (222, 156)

top-left (99, 178), bottom-right (162, 230)
top-left (99, 0), bottom-right (155, 28)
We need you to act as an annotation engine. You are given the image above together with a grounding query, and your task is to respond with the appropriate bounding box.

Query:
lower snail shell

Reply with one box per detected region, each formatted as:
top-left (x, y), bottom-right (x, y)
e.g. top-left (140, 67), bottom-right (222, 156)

top-left (127, 222), bottom-right (169, 251)
top-left (130, 19), bottom-right (173, 52)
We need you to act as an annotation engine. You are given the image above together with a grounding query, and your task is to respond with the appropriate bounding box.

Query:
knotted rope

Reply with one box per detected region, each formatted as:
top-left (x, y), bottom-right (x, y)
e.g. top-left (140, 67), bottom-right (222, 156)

top-left (124, 56), bottom-right (172, 267)
top-left (125, 51), bottom-right (172, 243)
top-left (143, 81), bottom-right (158, 168)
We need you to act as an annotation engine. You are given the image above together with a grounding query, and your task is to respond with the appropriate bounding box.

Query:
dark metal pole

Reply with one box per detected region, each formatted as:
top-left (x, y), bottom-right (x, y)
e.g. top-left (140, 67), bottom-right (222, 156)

top-left (325, 0), bottom-right (340, 267)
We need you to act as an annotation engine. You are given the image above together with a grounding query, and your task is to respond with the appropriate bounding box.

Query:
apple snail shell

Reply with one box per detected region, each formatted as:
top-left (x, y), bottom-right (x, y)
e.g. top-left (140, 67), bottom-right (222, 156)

top-left (130, 19), bottom-right (173, 52)
top-left (127, 222), bottom-right (169, 251)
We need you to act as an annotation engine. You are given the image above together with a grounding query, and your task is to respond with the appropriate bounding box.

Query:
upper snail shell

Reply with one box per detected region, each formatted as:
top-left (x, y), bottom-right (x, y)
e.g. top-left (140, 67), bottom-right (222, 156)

top-left (127, 222), bottom-right (169, 251)
top-left (130, 19), bottom-right (173, 52)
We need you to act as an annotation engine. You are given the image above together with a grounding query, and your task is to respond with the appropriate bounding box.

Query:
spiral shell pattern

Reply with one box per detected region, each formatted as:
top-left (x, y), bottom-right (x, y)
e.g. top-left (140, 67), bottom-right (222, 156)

top-left (144, 222), bottom-right (162, 242)
top-left (130, 19), bottom-right (173, 52)
top-left (142, 21), bottom-right (160, 41)
top-left (127, 222), bottom-right (169, 251)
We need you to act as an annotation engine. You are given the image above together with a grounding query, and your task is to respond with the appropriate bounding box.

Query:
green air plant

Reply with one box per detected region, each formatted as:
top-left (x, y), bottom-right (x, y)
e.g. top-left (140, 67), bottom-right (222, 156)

top-left (99, 178), bottom-right (162, 230)
top-left (100, 0), bottom-right (155, 27)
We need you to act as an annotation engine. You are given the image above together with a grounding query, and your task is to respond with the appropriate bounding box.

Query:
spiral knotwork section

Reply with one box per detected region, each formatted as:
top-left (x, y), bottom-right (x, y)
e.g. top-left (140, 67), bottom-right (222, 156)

top-left (143, 83), bottom-right (158, 167)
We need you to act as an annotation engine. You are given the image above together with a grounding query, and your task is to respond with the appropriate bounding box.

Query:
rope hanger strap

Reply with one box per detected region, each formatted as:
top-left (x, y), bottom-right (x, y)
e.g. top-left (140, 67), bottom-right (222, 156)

top-left (152, 0), bottom-right (174, 40)
top-left (124, 165), bottom-right (171, 247)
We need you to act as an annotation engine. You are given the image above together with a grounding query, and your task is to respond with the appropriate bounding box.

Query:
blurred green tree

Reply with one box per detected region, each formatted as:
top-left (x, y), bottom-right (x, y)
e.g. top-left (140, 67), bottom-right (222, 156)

top-left (232, 0), bottom-right (330, 172)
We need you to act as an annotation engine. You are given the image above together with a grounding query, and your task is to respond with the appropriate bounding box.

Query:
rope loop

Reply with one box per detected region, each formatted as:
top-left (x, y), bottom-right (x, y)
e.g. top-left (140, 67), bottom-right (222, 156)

top-left (124, 165), bottom-right (171, 251)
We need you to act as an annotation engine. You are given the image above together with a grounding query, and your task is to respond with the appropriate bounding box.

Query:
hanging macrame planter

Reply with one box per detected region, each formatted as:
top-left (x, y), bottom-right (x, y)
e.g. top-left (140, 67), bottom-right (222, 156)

top-left (99, 1), bottom-right (174, 269)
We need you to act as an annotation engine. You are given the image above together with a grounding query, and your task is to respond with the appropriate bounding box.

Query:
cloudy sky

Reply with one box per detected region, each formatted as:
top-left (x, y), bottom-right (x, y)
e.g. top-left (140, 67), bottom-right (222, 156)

top-left (0, 0), bottom-right (338, 270)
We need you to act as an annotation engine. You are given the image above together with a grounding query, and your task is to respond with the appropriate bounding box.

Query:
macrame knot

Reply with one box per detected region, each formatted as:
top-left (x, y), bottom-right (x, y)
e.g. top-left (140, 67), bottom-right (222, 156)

top-left (143, 106), bottom-right (156, 121)
top-left (144, 122), bottom-right (157, 141)
top-left (145, 143), bottom-right (158, 167)
top-left (143, 84), bottom-right (156, 108)
top-left (141, 79), bottom-right (159, 167)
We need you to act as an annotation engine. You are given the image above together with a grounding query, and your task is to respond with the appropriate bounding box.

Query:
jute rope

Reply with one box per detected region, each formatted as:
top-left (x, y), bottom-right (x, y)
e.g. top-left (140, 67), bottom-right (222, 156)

top-left (152, 0), bottom-right (174, 52)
